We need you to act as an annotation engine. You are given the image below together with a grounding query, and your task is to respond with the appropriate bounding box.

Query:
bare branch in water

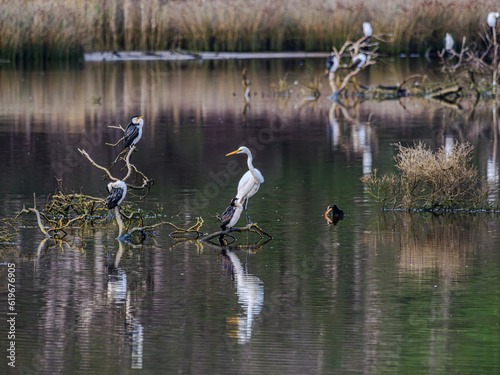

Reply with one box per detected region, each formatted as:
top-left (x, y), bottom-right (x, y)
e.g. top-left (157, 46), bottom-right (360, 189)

top-left (78, 148), bottom-right (117, 181)
top-left (200, 223), bottom-right (273, 242)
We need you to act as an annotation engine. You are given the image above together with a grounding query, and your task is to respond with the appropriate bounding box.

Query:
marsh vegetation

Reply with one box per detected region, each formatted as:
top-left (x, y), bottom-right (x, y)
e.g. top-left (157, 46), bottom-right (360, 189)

top-left (361, 141), bottom-right (492, 211)
top-left (1, 0), bottom-right (499, 61)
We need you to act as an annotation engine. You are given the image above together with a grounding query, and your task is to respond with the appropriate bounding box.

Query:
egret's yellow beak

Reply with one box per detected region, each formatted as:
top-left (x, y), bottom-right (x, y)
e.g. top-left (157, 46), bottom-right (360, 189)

top-left (138, 116), bottom-right (143, 120)
top-left (226, 149), bottom-right (240, 156)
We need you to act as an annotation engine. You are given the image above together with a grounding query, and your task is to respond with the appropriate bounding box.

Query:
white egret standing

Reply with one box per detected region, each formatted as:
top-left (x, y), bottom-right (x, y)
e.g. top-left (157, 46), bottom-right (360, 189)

top-left (106, 180), bottom-right (127, 221)
top-left (123, 115), bottom-right (144, 149)
top-left (363, 22), bottom-right (373, 43)
top-left (444, 33), bottom-right (454, 52)
top-left (220, 197), bottom-right (243, 231)
top-left (349, 53), bottom-right (367, 69)
top-left (226, 146), bottom-right (264, 224)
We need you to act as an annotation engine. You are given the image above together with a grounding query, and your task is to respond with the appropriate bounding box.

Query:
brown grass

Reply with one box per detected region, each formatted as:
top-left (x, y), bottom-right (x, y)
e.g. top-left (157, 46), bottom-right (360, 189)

top-left (0, 0), bottom-right (498, 61)
top-left (361, 141), bottom-right (491, 211)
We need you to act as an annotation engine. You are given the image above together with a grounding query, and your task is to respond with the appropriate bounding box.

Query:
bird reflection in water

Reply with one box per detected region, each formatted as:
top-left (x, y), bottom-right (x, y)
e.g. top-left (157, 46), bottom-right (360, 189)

top-left (107, 242), bottom-right (144, 369)
top-left (221, 249), bottom-right (264, 344)
top-left (327, 100), bottom-right (373, 176)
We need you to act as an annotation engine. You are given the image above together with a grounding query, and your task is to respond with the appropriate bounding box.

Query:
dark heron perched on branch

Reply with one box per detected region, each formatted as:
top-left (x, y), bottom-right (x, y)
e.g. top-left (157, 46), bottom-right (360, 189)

top-left (226, 146), bottom-right (264, 224)
top-left (220, 197), bottom-right (243, 231)
top-left (123, 115), bottom-right (144, 149)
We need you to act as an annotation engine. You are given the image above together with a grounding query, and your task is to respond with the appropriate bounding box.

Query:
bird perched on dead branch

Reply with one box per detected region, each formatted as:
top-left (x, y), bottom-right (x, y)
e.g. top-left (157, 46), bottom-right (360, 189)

top-left (226, 146), bottom-right (264, 224)
top-left (363, 22), bottom-right (373, 43)
top-left (220, 197), bottom-right (243, 231)
top-left (444, 33), bottom-right (454, 52)
top-left (123, 115), bottom-right (144, 149)
top-left (107, 180), bottom-right (127, 220)
top-left (487, 12), bottom-right (499, 28)
top-left (325, 52), bottom-right (339, 78)
top-left (349, 53), bottom-right (367, 69)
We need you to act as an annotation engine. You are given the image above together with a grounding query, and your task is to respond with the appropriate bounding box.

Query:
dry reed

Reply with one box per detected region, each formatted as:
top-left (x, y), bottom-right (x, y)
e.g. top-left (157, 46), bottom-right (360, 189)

top-left (361, 141), bottom-right (491, 211)
top-left (0, 0), bottom-right (498, 61)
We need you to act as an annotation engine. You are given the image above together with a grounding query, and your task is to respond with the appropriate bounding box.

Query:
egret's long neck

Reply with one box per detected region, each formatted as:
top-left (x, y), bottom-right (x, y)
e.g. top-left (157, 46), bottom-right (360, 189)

top-left (246, 153), bottom-right (254, 172)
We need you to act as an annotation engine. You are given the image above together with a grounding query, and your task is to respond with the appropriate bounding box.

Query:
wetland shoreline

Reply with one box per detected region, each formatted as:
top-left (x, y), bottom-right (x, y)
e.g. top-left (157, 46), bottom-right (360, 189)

top-left (1, 0), bottom-right (498, 63)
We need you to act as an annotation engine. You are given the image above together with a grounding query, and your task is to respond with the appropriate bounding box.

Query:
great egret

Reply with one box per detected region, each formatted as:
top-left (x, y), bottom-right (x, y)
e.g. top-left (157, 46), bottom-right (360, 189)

top-left (444, 33), bottom-right (454, 52)
top-left (226, 146), bottom-right (264, 224)
top-left (363, 22), bottom-right (373, 43)
top-left (349, 53), bottom-right (367, 69)
top-left (325, 52), bottom-right (339, 78)
top-left (487, 12), bottom-right (499, 28)
top-left (107, 180), bottom-right (127, 221)
top-left (123, 115), bottom-right (144, 149)
top-left (221, 197), bottom-right (243, 231)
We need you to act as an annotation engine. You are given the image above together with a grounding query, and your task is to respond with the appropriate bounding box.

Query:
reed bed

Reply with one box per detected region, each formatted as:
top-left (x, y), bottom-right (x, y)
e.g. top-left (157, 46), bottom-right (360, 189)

top-left (0, 0), bottom-right (497, 62)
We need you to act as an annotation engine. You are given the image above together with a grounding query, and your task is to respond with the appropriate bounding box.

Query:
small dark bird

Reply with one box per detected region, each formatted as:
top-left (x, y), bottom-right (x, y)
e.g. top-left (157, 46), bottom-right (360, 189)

top-left (324, 204), bottom-right (345, 225)
top-left (220, 197), bottom-right (243, 231)
top-left (123, 115), bottom-right (144, 149)
top-left (107, 180), bottom-right (127, 220)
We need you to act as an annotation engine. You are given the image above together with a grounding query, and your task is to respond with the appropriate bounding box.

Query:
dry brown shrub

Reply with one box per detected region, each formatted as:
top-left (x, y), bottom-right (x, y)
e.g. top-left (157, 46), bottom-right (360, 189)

top-left (361, 141), bottom-right (490, 211)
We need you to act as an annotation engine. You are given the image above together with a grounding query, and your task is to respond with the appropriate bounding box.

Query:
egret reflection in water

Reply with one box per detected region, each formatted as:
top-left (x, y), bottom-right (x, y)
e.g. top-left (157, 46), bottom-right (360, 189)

top-left (222, 249), bottom-right (264, 344)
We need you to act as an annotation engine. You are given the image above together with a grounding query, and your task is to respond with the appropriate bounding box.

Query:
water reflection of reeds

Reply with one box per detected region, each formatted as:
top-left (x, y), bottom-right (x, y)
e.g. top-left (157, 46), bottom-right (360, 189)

top-left (363, 212), bottom-right (496, 279)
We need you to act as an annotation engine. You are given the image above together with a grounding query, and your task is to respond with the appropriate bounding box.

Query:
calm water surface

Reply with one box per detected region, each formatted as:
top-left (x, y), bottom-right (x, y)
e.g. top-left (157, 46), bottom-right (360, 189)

top-left (0, 57), bottom-right (500, 374)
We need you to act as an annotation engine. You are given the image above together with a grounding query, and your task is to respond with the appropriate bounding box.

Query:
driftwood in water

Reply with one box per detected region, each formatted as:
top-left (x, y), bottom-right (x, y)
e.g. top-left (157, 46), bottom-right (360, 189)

top-left (200, 223), bottom-right (272, 243)
top-left (427, 85), bottom-right (462, 98)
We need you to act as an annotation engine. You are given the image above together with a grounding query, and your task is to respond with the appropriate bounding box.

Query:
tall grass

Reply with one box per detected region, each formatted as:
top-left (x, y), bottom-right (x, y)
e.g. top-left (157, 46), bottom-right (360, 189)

top-left (0, 0), bottom-right (497, 62)
top-left (361, 141), bottom-right (490, 211)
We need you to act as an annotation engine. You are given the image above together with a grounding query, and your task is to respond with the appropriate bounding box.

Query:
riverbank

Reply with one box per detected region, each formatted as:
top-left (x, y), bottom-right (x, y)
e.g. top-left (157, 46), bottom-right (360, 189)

top-left (0, 0), bottom-right (498, 63)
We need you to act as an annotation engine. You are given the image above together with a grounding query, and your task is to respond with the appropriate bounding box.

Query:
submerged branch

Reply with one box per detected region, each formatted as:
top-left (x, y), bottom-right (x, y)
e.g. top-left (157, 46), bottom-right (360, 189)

top-left (200, 223), bottom-right (273, 242)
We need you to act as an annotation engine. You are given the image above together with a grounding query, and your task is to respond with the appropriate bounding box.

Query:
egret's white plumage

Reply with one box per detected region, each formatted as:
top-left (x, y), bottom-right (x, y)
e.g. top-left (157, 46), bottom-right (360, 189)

top-left (363, 22), bottom-right (373, 39)
top-left (487, 12), bottom-right (500, 28)
top-left (349, 53), bottom-right (367, 69)
top-left (226, 146), bottom-right (264, 224)
top-left (444, 33), bottom-right (454, 52)
top-left (123, 115), bottom-right (144, 148)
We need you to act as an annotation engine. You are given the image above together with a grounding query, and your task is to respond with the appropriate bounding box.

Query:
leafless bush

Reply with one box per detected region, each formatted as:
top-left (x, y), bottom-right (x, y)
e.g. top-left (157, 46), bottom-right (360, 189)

top-left (361, 141), bottom-right (490, 211)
